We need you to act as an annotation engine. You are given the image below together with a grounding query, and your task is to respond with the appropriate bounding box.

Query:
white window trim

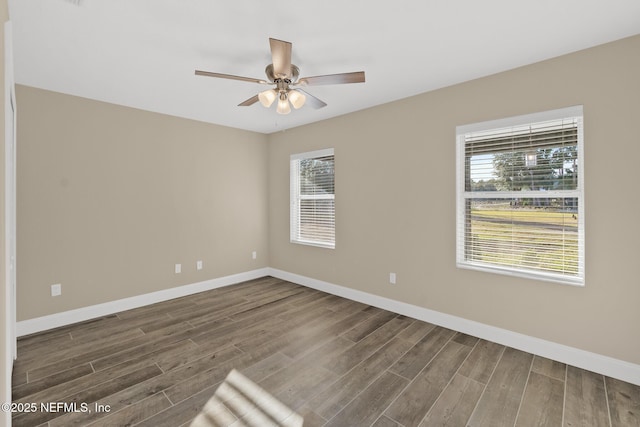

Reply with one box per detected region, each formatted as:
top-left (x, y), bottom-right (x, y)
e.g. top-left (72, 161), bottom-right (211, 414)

top-left (456, 106), bottom-right (585, 286)
top-left (290, 148), bottom-right (335, 249)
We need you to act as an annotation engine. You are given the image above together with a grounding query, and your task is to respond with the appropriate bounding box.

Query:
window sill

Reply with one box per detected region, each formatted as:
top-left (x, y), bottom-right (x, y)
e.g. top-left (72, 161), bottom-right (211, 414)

top-left (457, 261), bottom-right (584, 287)
top-left (290, 239), bottom-right (335, 250)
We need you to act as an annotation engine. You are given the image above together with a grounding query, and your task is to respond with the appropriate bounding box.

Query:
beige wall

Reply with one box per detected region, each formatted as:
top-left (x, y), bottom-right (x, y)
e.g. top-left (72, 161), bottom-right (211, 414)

top-left (268, 34), bottom-right (640, 365)
top-left (16, 86), bottom-right (269, 320)
top-left (0, 0), bottom-right (7, 421)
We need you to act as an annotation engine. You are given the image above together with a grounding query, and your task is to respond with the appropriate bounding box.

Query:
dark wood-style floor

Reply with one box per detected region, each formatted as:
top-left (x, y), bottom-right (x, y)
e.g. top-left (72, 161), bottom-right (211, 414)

top-left (11, 277), bottom-right (640, 427)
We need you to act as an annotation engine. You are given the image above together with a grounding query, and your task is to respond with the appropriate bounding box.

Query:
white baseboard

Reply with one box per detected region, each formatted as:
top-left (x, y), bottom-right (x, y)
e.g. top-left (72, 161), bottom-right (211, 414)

top-left (16, 268), bottom-right (270, 337)
top-left (268, 268), bottom-right (640, 387)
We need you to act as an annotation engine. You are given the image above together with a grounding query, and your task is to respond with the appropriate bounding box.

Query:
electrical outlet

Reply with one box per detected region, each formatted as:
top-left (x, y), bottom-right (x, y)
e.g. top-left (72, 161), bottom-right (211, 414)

top-left (196, 260), bottom-right (203, 270)
top-left (389, 273), bottom-right (396, 284)
top-left (175, 264), bottom-right (181, 274)
top-left (252, 251), bottom-right (257, 260)
top-left (51, 283), bottom-right (62, 297)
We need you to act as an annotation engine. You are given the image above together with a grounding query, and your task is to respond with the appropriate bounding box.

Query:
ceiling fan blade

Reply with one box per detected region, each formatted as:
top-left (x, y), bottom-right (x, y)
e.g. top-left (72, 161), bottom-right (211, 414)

top-left (298, 89), bottom-right (327, 109)
top-left (269, 38), bottom-right (292, 79)
top-left (195, 70), bottom-right (267, 85)
top-left (238, 94), bottom-right (260, 106)
top-left (298, 71), bottom-right (365, 86)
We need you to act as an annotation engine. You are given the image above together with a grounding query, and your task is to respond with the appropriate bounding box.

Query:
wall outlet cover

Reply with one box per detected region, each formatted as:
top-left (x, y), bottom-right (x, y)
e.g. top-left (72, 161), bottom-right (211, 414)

top-left (51, 283), bottom-right (62, 297)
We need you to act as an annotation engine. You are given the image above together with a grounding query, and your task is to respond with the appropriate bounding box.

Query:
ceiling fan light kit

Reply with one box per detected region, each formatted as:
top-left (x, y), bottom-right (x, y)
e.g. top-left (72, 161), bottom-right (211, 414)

top-left (276, 94), bottom-right (291, 115)
top-left (195, 38), bottom-right (365, 115)
top-left (288, 90), bottom-right (306, 110)
top-left (258, 89), bottom-right (277, 108)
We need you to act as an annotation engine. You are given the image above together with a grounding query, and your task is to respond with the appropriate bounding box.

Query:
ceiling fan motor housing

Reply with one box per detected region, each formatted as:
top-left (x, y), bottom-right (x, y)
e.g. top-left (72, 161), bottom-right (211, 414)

top-left (266, 64), bottom-right (300, 84)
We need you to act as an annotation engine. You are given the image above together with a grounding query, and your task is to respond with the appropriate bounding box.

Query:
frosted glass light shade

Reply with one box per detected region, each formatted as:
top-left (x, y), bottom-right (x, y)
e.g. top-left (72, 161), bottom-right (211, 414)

top-left (288, 90), bottom-right (306, 109)
top-left (276, 95), bottom-right (291, 115)
top-left (258, 89), bottom-right (277, 108)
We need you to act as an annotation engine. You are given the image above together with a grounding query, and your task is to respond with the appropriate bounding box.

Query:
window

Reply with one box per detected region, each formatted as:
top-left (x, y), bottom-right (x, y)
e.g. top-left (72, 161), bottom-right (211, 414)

top-left (456, 106), bottom-right (584, 285)
top-left (290, 148), bottom-right (335, 248)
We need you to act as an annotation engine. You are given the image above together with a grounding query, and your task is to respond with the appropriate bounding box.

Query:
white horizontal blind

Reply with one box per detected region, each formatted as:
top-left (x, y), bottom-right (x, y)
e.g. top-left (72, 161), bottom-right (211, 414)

top-left (290, 149), bottom-right (335, 248)
top-left (456, 107), bottom-right (584, 285)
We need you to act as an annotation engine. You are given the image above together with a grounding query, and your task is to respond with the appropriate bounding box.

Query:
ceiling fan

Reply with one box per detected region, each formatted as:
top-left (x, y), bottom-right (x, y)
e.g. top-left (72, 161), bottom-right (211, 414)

top-left (195, 38), bottom-right (365, 115)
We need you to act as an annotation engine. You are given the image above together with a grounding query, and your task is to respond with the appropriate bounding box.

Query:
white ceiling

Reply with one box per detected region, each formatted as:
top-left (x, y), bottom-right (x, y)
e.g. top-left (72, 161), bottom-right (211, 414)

top-left (8, 0), bottom-right (640, 134)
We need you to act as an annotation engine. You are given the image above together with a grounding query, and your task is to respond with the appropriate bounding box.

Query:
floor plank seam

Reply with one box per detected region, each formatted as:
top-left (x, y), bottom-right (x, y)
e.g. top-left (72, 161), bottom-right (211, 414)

top-left (379, 366), bottom-right (420, 425)
top-left (337, 324), bottom-right (413, 380)
top-left (512, 353), bottom-right (536, 427)
top-left (309, 339), bottom-right (394, 422)
top-left (561, 362), bottom-right (568, 427)
top-left (326, 370), bottom-right (407, 427)
top-left (390, 329), bottom-right (456, 383)
top-left (155, 362), bottom-right (165, 375)
top-left (382, 412), bottom-right (404, 427)
top-left (418, 336), bottom-right (483, 426)
top-left (465, 344), bottom-right (506, 424)
top-left (603, 376), bottom-right (614, 427)
top-left (162, 390), bottom-right (174, 406)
